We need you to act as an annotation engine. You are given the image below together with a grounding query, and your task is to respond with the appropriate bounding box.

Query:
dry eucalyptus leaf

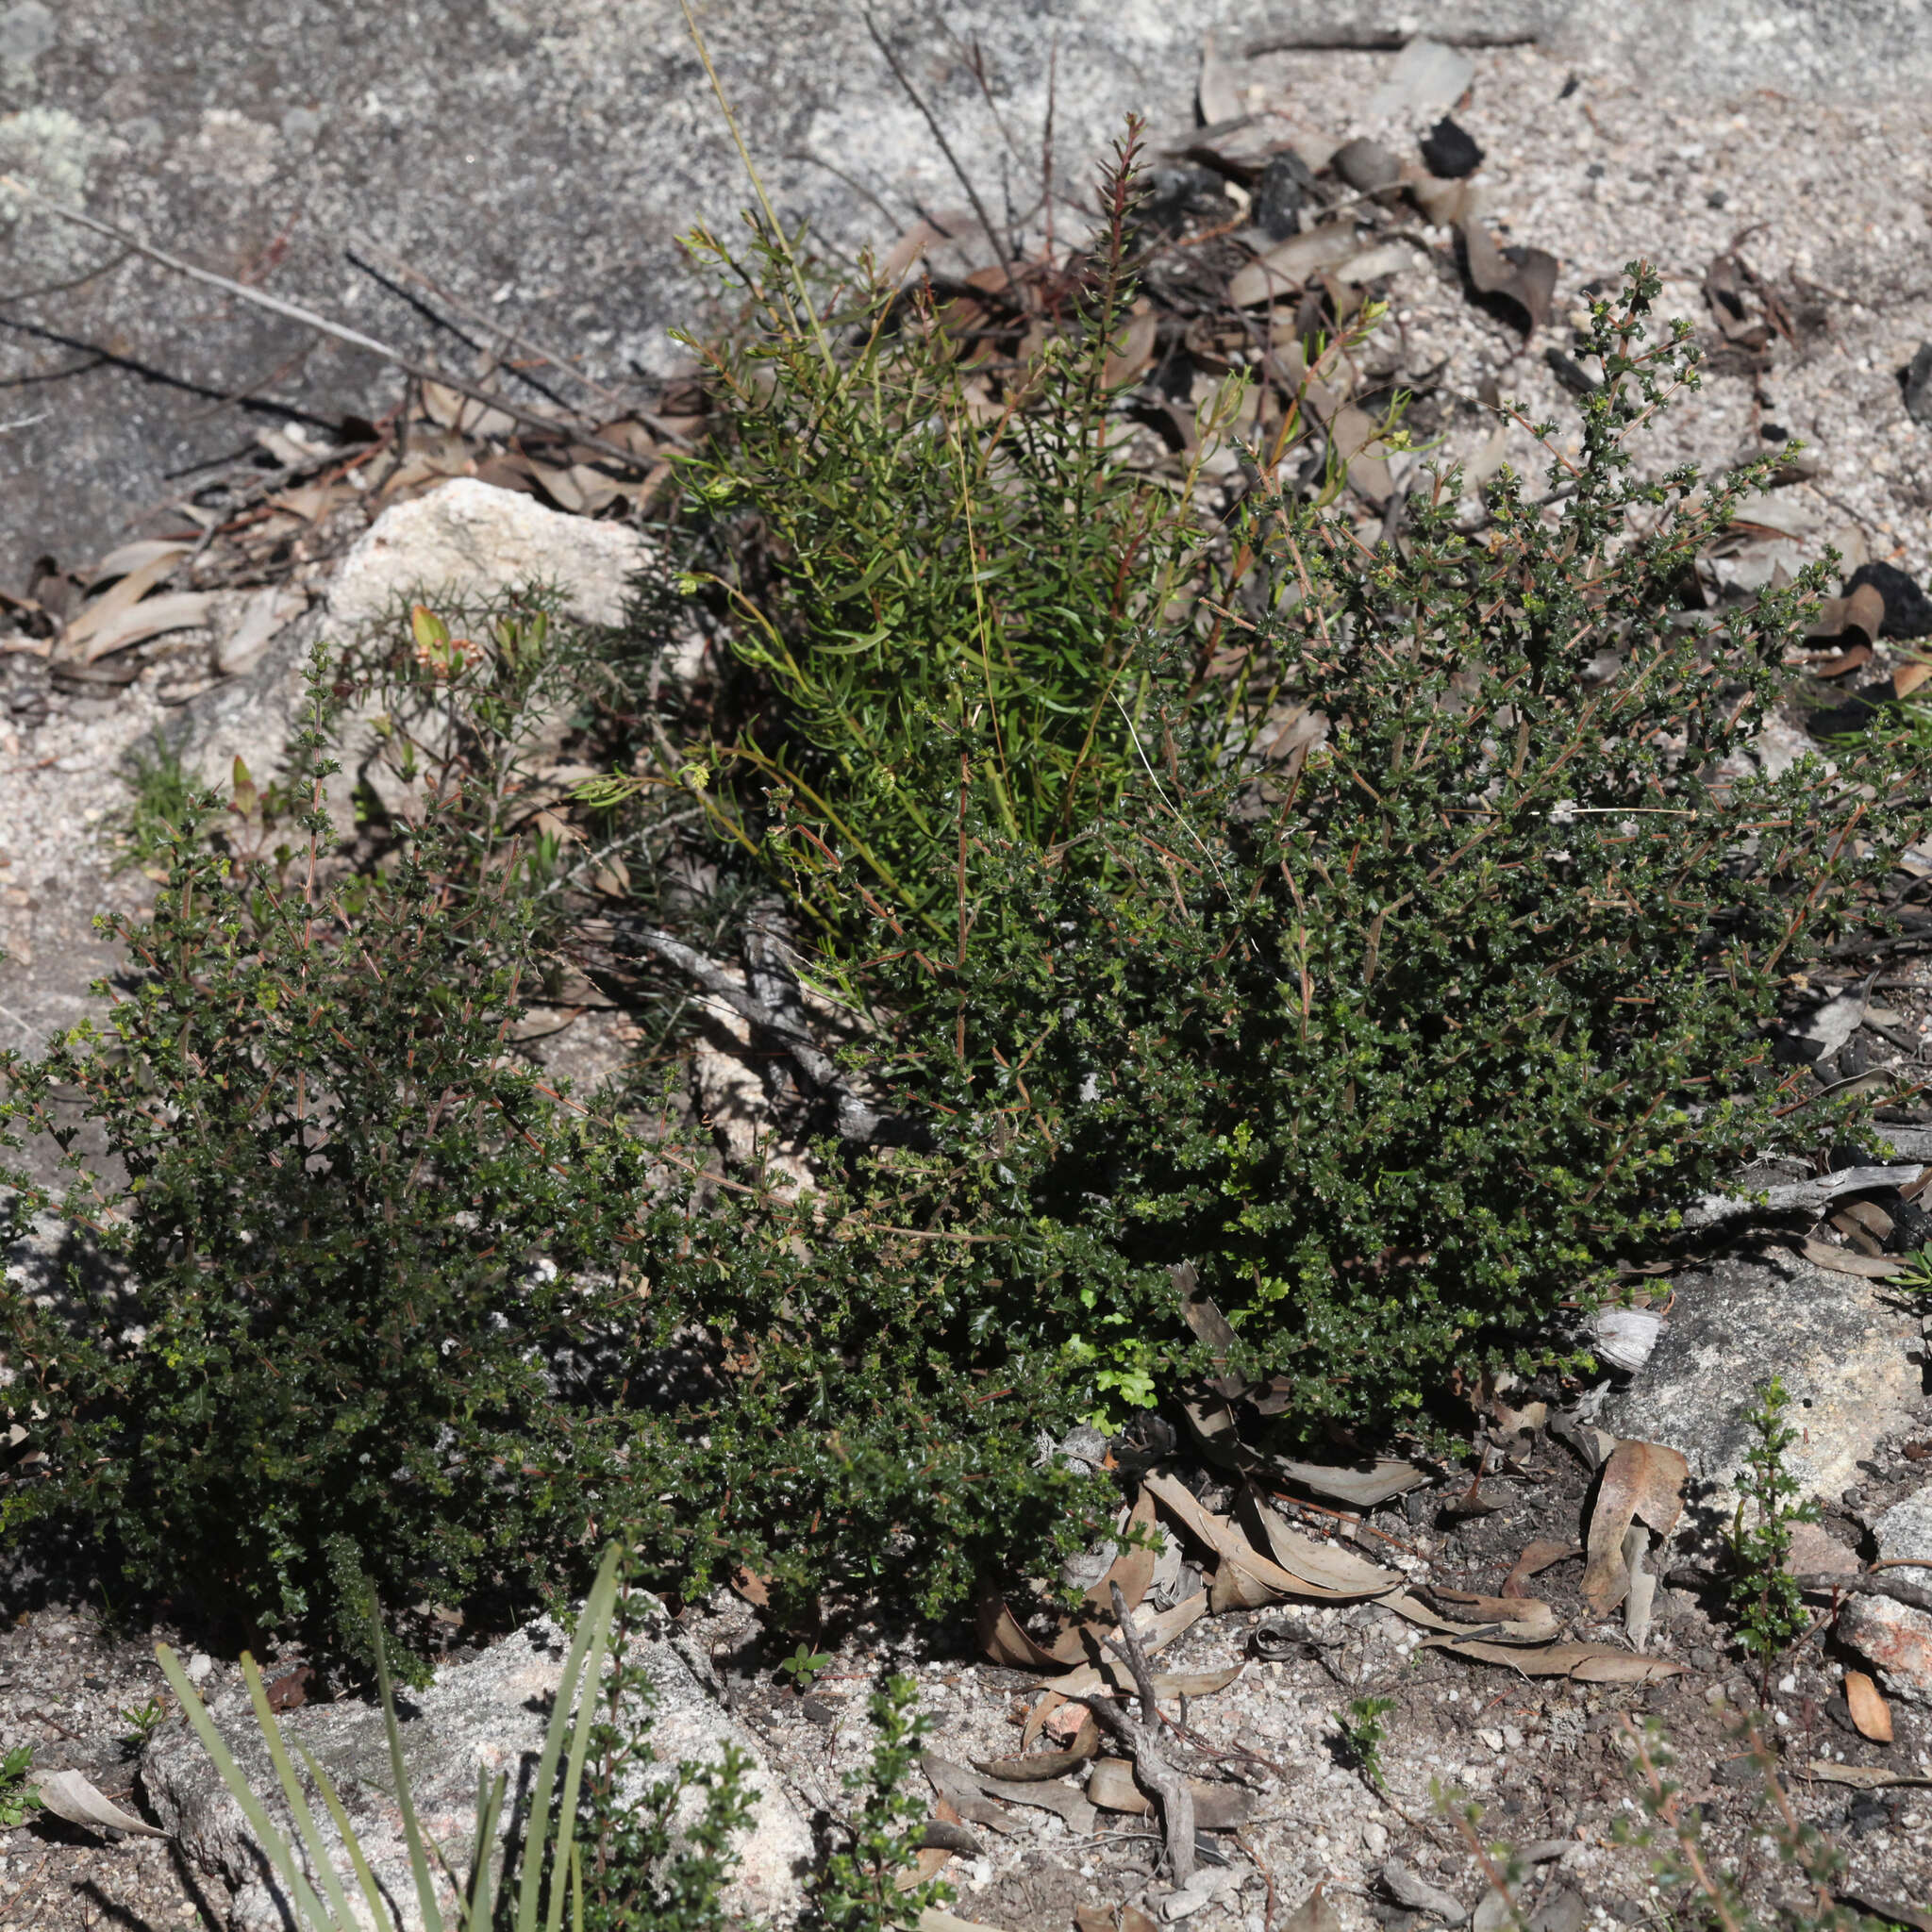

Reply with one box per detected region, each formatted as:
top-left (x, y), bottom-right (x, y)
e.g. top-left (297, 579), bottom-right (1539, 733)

top-left (973, 1715), bottom-right (1100, 1782)
top-left (1799, 1237), bottom-right (1906, 1281)
top-left (1460, 220), bottom-right (1557, 331)
top-left (1387, 1588), bottom-right (1557, 1645)
top-left (1803, 1761), bottom-right (1932, 1790)
top-left (38, 1770), bottom-right (169, 1840)
top-left (1268, 1453), bottom-right (1428, 1507)
top-left (976, 1587), bottom-right (1063, 1672)
top-left (1581, 1441), bottom-right (1688, 1615)
top-left (1422, 1638), bottom-right (1686, 1683)
top-left (1086, 1757), bottom-right (1260, 1828)
top-left (1229, 225), bottom-right (1370, 307)
top-left (1503, 1541), bottom-right (1582, 1598)
top-left (86, 538), bottom-right (193, 588)
top-left (77, 591), bottom-right (215, 664)
top-left (1238, 1491), bottom-right (1404, 1596)
top-left (1894, 660), bottom-right (1932, 699)
top-left (1844, 1669), bottom-right (1894, 1743)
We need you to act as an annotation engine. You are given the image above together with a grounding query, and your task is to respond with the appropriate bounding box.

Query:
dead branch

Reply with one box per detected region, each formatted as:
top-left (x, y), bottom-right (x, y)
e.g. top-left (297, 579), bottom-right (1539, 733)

top-left (0, 175), bottom-right (644, 470)
top-left (622, 922), bottom-right (887, 1142)
top-left (1074, 1580), bottom-right (1198, 1888)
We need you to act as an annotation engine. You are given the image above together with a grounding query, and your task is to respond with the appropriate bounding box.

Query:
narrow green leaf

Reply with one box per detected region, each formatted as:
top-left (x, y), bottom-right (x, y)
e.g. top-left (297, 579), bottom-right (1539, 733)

top-left (372, 1600), bottom-right (445, 1932)
top-left (155, 1644), bottom-right (336, 1932)
top-left (515, 1542), bottom-right (622, 1932)
top-left (542, 1560), bottom-right (620, 1932)
top-left (242, 1654), bottom-right (363, 1932)
top-left (293, 1741), bottom-right (393, 1932)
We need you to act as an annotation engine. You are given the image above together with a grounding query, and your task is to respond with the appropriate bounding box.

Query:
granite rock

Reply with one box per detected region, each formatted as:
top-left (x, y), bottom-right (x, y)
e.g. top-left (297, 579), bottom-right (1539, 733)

top-left (142, 1606), bottom-right (814, 1930)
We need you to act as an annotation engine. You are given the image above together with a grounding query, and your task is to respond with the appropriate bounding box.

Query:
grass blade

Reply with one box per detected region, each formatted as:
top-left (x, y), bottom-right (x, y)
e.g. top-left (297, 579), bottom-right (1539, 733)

top-left (515, 1543), bottom-right (621, 1932)
top-left (541, 1564), bottom-right (619, 1932)
top-left (242, 1655), bottom-right (365, 1932)
top-left (371, 1602), bottom-right (445, 1932)
top-left (294, 1740), bottom-right (395, 1932)
top-left (155, 1644), bottom-right (336, 1932)
top-left (466, 1768), bottom-right (507, 1928)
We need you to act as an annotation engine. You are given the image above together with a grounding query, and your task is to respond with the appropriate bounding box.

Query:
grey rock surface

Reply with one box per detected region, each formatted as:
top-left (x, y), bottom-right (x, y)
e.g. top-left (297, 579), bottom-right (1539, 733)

top-left (1599, 1248), bottom-right (1924, 1530)
top-left (1840, 1485), bottom-right (1932, 1705)
top-left (5, 0), bottom-right (1930, 571)
top-left (142, 1607), bottom-right (815, 1931)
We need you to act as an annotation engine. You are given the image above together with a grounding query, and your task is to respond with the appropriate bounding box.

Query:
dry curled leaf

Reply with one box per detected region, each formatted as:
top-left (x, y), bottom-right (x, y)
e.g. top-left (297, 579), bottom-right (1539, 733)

top-left (1844, 1669), bottom-right (1894, 1743)
top-left (1421, 1638), bottom-right (1686, 1683)
top-left (1460, 220), bottom-right (1557, 331)
top-left (1086, 1757), bottom-right (1260, 1828)
top-left (1582, 1441), bottom-right (1689, 1615)
top-left (1502, 1541), bottom-right (1581, 1598)
top-left (973, 1714), bottom-right (1100, 1782)
top-left (1237, 1491), bottom-right (1404, 1596)
top-left (38, 1769), bottom-right (169, 1840)
top-left (1804, 1761), bottom-right (1932, 1790)
top-left (976, 1584), bottom-right (1063, 1672)
top-left (1799, 1236), bottom-right (1906, 1280)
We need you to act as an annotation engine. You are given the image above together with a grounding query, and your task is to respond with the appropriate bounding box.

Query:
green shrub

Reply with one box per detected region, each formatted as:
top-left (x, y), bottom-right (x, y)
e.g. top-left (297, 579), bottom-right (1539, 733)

top-left (659, 256), bottom-right (1927, 1445)
top-left (0, 661), bottom-right (651, 1663)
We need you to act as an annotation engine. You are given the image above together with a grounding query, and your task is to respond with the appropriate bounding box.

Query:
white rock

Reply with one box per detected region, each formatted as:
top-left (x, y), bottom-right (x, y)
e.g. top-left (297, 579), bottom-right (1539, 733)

top-left (1841, 1485), bottom-right (1932, 1706)
top-left (143, 1606), bottom-right (812, 1927)
top-left (326, 477), bottom-right (647, 633)
top-left (185, 1652), bottom-right (214, 1684)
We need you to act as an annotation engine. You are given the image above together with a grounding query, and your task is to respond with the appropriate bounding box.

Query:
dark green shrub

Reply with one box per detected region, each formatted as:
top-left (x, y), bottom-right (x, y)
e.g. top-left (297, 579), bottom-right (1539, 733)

top-left (663, 260), bottom-right (1928, 1445)
top-left (0, 662), bottom-right (650, 1661)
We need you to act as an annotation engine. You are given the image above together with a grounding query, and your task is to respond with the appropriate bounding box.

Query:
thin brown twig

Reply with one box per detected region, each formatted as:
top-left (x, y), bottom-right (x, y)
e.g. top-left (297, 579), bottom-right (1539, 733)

top-left (862, 11), bottom-right (1009, 270)
top-left (0, 174), bottom-right (645, 469)
top-left (347, 240), bottom-right (632, 412)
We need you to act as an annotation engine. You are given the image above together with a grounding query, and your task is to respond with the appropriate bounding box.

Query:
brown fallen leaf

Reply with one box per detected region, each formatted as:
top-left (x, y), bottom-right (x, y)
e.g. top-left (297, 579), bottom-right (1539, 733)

top-left (1460, 220), bottom-right (1557, 331)
top-left (1237, 1491), bottom-right (1405, 1597)
top-left (896, 1842), bottom-right (959, 1891)
top-left (1029, 1591), bottom-right (1210, 1700)
top-left (1894, 658), bottom-right (1932, 699)
top-left (1421, 1638), bottom-right (1687, 1683)
top-left (1582, 1441), bottom-right (1690, 1616)
top-left (1844, 1669), bottom-right (1894, 1744)
top-left (1229, 225), bottom-right (1370, 308)
top-left (1386, 1588), bottom-right (1557, 1645)
top-left (976, 1585), bottom-right (1064, 1673)
top-left (1086, 1757), bottom-right (1260, 1829)
top-left (1502, 1541), bottom-right (1581, 1599)
top-left (1798, 1237), bottom-right (1906, 1281)
top-left (1038, 1658), bottom-right (1242, 1702)
top-left (973, 1714), bottom-right (1100, 1782)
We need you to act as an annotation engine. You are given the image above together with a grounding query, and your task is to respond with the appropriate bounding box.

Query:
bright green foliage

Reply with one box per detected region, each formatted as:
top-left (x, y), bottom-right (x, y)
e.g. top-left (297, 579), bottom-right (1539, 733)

top-left (119, 1695), bottom-right (168, 1754)
top-left (575, 1551), bottom-right (760, 1932)
top-left (1729, 1375), bottom-right (1820, 1676)
top-left (777, 1642), bottom-right (833, 1692)
top-left (0, 1743), bottom-right (40, 1829)
top-left (1339, 1694), bottom-right (1396, 1794)
top-left (673, 128), bottom-right (1241, 950)
top-left (117, 728), bottom-right (205, 866)
top-left (0, 660), bottom-right (653, 1664)
top-left (817, 1674), bottom-right (951, 1932)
